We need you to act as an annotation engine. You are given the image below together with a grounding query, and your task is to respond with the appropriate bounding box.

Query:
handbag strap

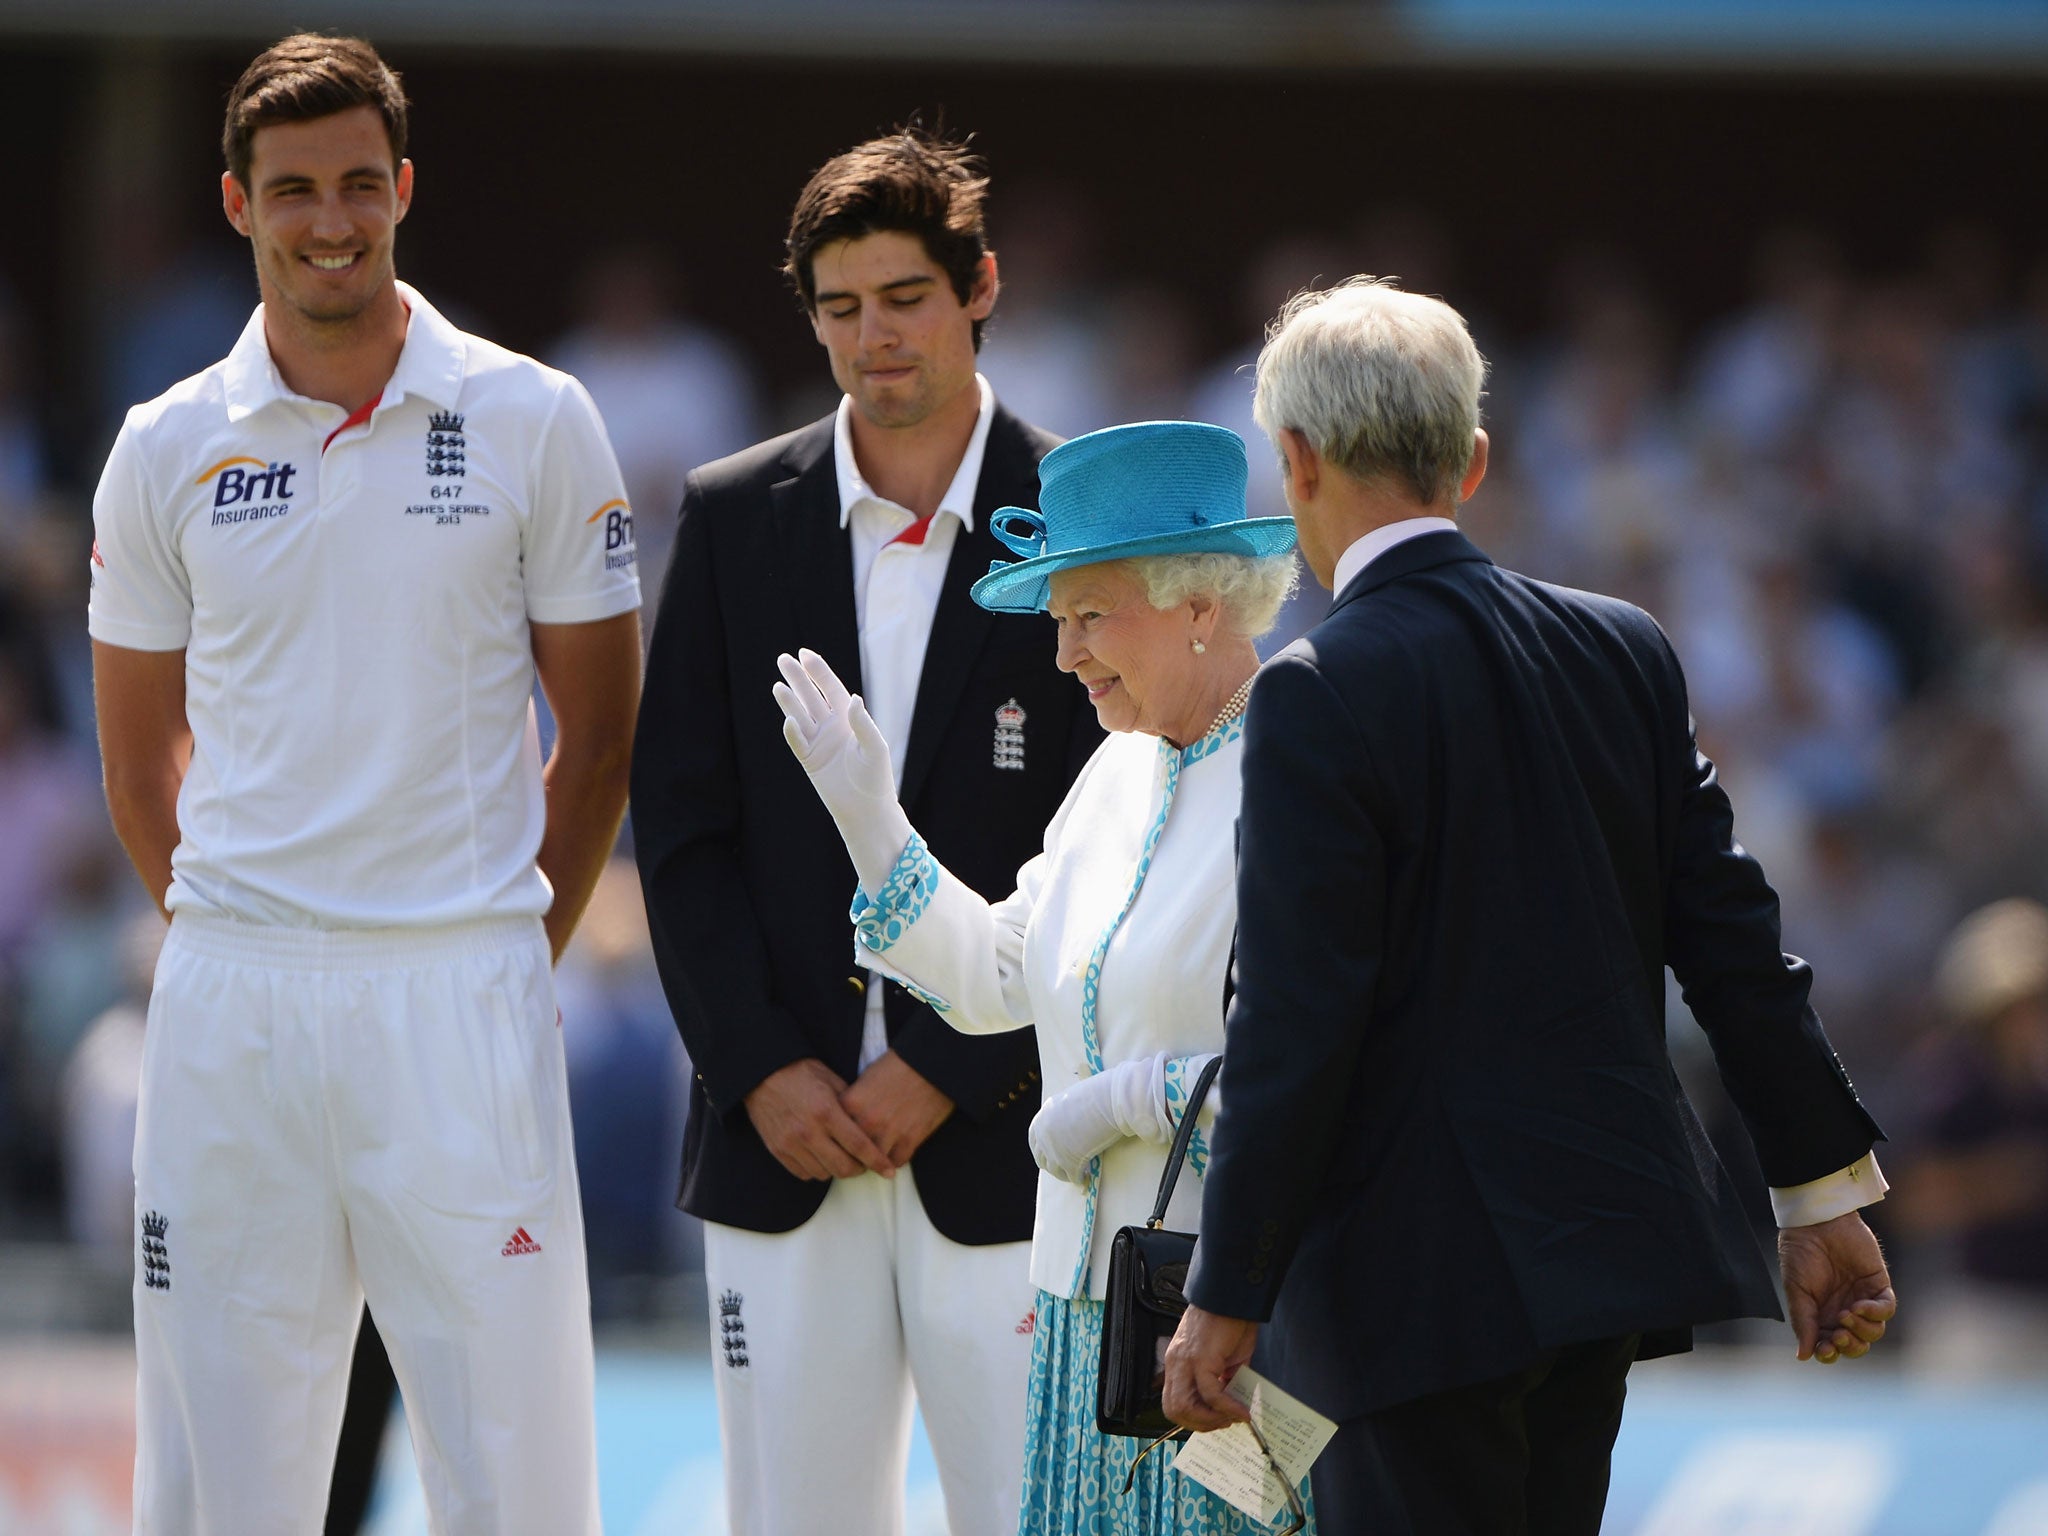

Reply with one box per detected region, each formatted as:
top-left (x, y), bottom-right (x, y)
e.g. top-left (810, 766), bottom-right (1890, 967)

top-left (1147, 1054), bottom-right (1223, 1228)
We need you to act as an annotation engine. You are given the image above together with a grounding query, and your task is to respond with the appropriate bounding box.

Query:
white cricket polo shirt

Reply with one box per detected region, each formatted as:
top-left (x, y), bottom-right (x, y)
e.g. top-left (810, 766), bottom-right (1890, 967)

top-left (88, 282), bottom-right (642, 929)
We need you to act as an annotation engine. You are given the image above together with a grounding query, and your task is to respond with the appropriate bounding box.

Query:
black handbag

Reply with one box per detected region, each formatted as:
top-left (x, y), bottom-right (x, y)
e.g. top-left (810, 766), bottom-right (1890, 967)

top-left (1095, 1053), bottom-right (1224, 1439)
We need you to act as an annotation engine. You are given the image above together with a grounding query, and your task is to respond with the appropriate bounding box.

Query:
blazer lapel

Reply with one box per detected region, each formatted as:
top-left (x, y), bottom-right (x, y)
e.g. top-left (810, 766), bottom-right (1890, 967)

top-left (1330, 529), bottom-right (1494, 615)
top-left (898, 409), bottom-right (1038, 807)
top-left (769, 419), bottom-right (863, 697)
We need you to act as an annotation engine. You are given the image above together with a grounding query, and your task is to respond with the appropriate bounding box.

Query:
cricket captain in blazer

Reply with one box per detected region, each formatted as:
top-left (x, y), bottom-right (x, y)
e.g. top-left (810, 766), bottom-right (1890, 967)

top-left (637, 390), bottom-right (1091, 1237)
top-left (630, 130), bottom-right (1100, 1536)
top-left (1163, 278), bottom-right (1898, 1535)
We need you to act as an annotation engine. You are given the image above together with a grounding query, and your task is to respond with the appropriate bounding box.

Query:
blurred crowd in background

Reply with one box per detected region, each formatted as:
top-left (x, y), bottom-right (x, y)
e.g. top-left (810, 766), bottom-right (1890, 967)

top-left (2, 188), bottom-right (2045, 1370)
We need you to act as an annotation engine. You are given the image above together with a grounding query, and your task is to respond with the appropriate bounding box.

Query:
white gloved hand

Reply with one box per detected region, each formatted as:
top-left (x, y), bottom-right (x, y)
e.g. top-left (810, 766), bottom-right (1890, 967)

top-left (1027, 1052), bottom-right (1174, 1184)
top-left (773, 648), bottom-right (915, 893)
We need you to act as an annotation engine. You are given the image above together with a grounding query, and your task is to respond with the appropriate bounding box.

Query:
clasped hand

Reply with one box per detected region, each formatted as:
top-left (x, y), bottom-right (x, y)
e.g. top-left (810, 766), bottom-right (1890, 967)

top-left (743, 1053), bottom-right (954, 1182)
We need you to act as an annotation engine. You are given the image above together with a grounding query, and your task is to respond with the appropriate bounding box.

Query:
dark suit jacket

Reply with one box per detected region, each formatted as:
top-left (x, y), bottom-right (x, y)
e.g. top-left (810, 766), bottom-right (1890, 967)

top-left (1186, 530), bottom-right (1882, 1419)
top-left (631, 405), bottom-right (1103, 1243)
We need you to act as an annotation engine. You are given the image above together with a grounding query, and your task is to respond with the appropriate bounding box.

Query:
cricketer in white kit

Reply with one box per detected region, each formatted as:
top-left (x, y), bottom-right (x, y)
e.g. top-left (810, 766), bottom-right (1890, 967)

top-left (89, 36), bottom-right (641, 1536)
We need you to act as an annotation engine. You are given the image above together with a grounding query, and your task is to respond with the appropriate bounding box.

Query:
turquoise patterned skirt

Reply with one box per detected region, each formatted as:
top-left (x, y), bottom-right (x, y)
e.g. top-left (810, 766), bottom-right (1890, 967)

top-left (1016, 1291), bottom-right (1315, 1535)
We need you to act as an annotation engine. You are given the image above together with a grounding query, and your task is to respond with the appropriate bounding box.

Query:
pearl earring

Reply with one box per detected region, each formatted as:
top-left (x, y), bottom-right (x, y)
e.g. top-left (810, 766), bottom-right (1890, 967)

top-left (1191, 640), bottom-right (1206, 655)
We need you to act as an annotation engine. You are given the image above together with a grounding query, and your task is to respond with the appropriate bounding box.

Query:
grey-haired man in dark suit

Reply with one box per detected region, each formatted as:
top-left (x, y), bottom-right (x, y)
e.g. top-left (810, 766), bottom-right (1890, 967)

top-left (1164, 277), bottom-right (1895, 1534)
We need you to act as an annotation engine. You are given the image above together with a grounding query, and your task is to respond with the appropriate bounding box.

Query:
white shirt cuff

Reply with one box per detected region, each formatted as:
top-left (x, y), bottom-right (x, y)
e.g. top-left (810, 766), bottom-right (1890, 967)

top-left (1769, 1152), bottom-right (1888, 1228)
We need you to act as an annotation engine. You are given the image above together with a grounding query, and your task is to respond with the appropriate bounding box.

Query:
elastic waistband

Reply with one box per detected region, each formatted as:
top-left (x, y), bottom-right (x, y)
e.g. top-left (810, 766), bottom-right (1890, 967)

top-left (166, 912), bottom-right (546, 972)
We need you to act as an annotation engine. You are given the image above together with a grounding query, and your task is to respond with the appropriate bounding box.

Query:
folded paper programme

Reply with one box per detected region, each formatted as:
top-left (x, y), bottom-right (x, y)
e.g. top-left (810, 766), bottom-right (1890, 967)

top-left (1171, 1367), bottom-right (1336, 1522)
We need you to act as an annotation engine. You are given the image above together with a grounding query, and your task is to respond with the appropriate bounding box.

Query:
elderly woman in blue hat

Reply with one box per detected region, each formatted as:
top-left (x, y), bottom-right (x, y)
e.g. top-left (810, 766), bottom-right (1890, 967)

top-left (774, 420), bottom-right (1313, 1534)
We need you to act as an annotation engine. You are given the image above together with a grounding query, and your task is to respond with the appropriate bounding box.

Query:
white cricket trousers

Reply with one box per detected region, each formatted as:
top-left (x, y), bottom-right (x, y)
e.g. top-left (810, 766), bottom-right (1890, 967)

top-left (705, 1168), bottom-right (1036, 1536)
top-left (131, 912), bottom-right (600, 1536)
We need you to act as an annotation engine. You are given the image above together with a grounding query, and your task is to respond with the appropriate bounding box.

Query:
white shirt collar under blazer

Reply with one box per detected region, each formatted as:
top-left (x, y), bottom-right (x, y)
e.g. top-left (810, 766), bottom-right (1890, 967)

top-left (833, 371), bottom-right (992, 531)
top-left (1331, 516), bottom-right (1460, 599)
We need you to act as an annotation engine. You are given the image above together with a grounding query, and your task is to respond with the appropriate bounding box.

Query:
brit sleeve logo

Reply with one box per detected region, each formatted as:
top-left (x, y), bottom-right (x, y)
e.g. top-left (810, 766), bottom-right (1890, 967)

top-left (587, 499), bottom-right (636, 572)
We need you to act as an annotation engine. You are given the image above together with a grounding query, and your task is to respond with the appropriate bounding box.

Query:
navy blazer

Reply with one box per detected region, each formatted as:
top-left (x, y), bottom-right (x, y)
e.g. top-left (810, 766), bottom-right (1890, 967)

top-left (631, 406), bottom-right (1103, 1243)
top-left (1186, 530), bottom-right (1882, 1418)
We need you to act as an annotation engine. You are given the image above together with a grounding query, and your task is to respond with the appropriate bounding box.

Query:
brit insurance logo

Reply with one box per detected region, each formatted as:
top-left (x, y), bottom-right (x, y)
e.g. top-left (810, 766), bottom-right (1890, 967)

top-left (196, 455), bottom-right (298, 527)
top-left (587, 498), bottom-right (636, 572)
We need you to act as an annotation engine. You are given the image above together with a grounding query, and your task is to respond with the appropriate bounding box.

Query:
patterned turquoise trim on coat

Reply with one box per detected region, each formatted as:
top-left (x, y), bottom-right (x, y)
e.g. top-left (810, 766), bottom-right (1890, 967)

top-left (1068, 741), bottom-right (1182, 1295)
top-left (1162, 1055), bottom-right (1215, 1179)
top-left (1178, 711), bottom-right (1245, 768)
top-left (851, 833), bottom-right (939, 955)
top-left (900, 978), bottom-right (951, 1015)
top-left (1017, 1288), bottom-right (1314, 1535)
top-left (1066, 712), bottom-right (1243, 1297)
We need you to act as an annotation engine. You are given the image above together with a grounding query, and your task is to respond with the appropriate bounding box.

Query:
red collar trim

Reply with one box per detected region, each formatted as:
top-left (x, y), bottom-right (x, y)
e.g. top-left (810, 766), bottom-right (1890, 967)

top-left (887, 512), bottom-right (937, 548)
top-left (323, 389), bottom-right (384, 455)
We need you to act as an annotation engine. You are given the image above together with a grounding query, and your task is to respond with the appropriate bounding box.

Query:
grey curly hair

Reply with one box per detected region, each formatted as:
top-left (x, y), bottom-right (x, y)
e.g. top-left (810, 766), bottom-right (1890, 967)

top-left (1124, 550), bottom-right (1300, 639)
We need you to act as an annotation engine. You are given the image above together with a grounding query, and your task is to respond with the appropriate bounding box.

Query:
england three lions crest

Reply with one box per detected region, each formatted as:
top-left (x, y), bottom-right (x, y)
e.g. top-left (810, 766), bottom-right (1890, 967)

top-left (426, 412), bottom-right (467, 478)
top-left (994, 699), bottom-right (1027, 771)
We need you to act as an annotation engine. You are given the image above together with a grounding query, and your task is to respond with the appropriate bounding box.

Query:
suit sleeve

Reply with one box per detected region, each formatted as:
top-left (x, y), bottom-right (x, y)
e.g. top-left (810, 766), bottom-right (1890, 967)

top-left (1655, 634), bottom-right (1883, 1187)
top-left (888, 947), bottom-right (1044, 1118)
top-left (631, 473), bottom-right (814, 1118)
top-left (891, 998), bottom-right (1043, 1121)
top-left (1187, 656), bottom-right (1386, 1322)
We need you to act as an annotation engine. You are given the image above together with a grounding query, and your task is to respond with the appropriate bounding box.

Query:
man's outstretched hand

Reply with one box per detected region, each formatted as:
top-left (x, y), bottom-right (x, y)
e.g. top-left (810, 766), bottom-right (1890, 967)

top-left (1779, 1210), bottom-right (1896, 1364)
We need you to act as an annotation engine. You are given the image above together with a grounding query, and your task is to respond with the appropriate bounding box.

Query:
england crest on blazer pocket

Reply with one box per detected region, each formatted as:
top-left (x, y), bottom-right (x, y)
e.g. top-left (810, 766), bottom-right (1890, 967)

top-left (994, 698), bottom-right (1027, 771)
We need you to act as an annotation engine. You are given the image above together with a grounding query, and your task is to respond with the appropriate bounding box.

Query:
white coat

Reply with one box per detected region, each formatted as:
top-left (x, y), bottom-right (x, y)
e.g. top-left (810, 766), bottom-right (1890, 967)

top-left (855, 721), bottom-right (1243, 1300)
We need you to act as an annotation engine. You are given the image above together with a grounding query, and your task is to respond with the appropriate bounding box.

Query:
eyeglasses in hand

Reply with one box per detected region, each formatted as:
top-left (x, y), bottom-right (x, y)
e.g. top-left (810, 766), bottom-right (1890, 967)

top-left (1120, 1419), bottom-right (1308, 1534)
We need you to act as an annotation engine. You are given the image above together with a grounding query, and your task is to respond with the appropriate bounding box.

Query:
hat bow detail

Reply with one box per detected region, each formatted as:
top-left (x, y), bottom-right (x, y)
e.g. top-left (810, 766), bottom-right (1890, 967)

top-left (991, 507), bottom-right (1050, 560)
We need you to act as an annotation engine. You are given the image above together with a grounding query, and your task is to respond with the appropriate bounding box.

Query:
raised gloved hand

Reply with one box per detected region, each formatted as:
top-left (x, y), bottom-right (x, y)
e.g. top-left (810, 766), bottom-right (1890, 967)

top-left (773, 648), bottom-right (915, 893)
top-left (1028, 1052), bottom-right (1174, 1184)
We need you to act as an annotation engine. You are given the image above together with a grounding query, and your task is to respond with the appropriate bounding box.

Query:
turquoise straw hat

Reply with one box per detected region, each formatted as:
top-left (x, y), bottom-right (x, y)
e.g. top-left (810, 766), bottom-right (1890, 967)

top-left (970, 420), bottom-right (1297, 614)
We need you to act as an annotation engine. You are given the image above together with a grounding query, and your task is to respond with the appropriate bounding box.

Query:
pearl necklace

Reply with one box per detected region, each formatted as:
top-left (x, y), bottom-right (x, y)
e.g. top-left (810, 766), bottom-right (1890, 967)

top-left (1204, 674), bottom-right (1256, 740)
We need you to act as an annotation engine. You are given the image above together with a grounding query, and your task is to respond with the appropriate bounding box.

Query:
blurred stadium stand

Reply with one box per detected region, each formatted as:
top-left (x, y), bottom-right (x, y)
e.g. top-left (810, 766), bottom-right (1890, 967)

top-left (2, 3), bottom-right (2046, 1531)
top-left (2, 0), bottom-right (2048, 67)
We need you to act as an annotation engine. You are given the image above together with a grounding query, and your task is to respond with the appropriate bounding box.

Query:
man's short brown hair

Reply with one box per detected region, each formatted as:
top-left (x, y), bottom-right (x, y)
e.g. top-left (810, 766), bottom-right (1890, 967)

top-left (784, 127), bottom-right (993, 349)
top-left (222, 34), bottom-right (408, 188)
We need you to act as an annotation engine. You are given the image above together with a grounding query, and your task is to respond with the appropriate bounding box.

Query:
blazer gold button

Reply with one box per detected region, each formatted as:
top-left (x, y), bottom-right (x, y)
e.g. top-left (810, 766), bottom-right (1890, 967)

top-left (846, 975), bottom-right (866, 995)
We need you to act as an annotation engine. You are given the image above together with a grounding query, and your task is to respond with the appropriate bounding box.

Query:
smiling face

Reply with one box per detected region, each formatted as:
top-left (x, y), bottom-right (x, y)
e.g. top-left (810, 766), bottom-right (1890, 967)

top-left (1049, 561), bottom-right (1209, 738)
top-left (223, 104), bottom-right (411, 328)
top-left (808, 229), bottom-right (994, 429)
